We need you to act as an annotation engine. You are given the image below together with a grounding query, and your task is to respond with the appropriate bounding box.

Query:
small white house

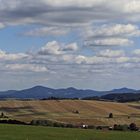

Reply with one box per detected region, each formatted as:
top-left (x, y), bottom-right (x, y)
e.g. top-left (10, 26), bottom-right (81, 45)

top-left (82, 124), bottom-right (88, 129)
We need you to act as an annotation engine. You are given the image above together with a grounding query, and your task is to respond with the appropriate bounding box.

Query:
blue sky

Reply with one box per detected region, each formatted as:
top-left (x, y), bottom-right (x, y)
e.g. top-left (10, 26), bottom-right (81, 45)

top-left (0, 25), bottom-right (80, 53)
top-left (0, 0), bottom-right (140, 90)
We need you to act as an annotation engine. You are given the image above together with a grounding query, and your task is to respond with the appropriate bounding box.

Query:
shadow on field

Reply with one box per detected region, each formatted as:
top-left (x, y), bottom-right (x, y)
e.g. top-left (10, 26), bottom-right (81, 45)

top-left (0, 106), bottom-right (34, 113)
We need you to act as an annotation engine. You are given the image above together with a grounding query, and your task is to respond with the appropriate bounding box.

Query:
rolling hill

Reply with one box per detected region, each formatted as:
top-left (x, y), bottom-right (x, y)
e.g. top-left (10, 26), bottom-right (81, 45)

top-left (101, 93), bottom-right (140, 102)
top-left (0, 100), bottom-right (140, 126)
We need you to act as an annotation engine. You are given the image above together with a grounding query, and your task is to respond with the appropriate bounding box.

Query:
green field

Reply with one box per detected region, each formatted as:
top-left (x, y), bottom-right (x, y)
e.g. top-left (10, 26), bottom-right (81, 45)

top-left (0, 124), bottom-right (140, 140)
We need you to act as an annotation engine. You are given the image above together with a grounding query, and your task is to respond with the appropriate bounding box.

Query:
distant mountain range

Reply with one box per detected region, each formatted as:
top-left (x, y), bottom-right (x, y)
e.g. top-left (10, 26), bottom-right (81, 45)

top-left (0, 86), bottom-right (139, 100)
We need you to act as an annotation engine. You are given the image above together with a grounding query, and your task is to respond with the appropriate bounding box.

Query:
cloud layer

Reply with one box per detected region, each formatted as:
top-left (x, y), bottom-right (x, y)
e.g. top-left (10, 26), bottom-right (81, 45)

top-left (1, 0), bottom-right (140, 27)
top-left (1, 41), bottom-right (140, 71)
top-left (0, 0), bottom-right (140, 90)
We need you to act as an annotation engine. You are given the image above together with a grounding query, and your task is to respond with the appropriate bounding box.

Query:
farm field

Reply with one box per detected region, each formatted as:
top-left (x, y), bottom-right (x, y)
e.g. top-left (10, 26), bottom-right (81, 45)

top-left (0, 124), bottom-right (140, 140)
top-left (0, 100), bottom-right (140, 126)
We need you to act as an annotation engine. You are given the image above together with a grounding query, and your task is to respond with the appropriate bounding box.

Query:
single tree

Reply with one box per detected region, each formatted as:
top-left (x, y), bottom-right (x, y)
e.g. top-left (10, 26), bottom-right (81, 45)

top-left (1, 112), bottom-right (4, 118)
top-left (109, 113), bottom-right (113, 118)
top-left (129, 123), bottom-right (138, 131)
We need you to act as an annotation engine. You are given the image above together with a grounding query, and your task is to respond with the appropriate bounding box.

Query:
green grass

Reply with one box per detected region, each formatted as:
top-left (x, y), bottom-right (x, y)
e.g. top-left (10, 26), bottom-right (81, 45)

top-left (0, 124), bottom-right (140, 140)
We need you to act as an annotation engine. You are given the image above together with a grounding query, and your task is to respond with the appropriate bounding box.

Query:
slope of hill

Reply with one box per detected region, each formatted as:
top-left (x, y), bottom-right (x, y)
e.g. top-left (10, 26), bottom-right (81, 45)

top-left (0, 86), bottom-right (139, 99)
top-left (101, 93), bottom-right (140, 102)
top-left (106, 87), bottom-right (137, 94)
top-left (0, 100), bottom-right (140, 126)
top-left (0, 90), bottom-right (17, 95)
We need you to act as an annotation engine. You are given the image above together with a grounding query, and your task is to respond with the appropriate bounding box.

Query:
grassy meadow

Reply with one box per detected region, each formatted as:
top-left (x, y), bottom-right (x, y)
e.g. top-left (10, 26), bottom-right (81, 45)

top-left (0, 124), bottom-right (139, 140)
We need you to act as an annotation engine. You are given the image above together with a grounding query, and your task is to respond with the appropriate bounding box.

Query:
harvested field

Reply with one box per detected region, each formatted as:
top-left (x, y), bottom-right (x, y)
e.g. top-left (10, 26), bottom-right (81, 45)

top-left (0, 100), bottom-right (139, 126)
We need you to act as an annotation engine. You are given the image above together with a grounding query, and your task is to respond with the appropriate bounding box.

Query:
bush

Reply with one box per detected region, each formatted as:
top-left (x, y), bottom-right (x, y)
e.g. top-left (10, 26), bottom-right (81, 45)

top-left (0, 119), bottom-right (26, 125)
top-left (109, 113), bottom-right (113, 118)
top-left (129, 123), bottom-right (138, 131)
top-left (30, 120), bottom-right (75, 128)
top-left (96, 126), bottom-right (102, 130)
top-left (113, 124), bottom-right (128, 131)
top-left (88, 125), bottom-right (95, 129)
top-left (52, 122), bottom-right (66, 128)
top-left (73, 110), bottom-right (79, 114)
top-left (0, 112), bottom-right (8, 118)
top-left (65, 124), bottom-right (75, 128)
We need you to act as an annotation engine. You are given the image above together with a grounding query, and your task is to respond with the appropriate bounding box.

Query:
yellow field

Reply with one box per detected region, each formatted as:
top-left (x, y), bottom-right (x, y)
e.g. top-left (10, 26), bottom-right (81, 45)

top-left (0, 100), bottom-right (140, 126)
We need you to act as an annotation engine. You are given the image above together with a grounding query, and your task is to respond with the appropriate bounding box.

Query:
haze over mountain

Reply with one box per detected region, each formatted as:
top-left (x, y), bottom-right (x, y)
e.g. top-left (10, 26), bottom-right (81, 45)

top-left (106, 88), bottom-right (137, 94)
top-left (0, 86), bottom-right (139, 99)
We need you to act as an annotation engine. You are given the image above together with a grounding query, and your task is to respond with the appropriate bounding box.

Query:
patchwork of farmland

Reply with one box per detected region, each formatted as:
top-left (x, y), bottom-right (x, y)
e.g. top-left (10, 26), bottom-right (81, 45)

top-left (0, 100), bottom-right (140, 126)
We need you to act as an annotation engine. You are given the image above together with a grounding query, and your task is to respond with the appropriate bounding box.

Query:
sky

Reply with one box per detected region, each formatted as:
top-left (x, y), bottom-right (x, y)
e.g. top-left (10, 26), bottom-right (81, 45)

top-left (1, 0), bottom-right (140, 90)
